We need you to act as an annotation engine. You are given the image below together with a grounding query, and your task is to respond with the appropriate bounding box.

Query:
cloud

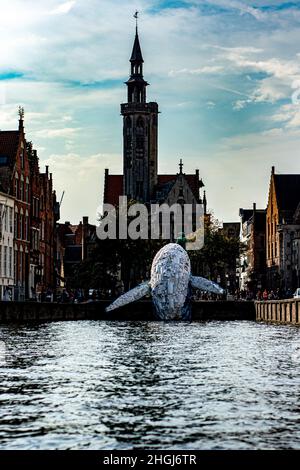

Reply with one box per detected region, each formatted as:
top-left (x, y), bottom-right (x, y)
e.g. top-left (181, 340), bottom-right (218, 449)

top-left (43, 152), bottom-right (121, 223)
top-left (34, 127), bottom-right (81, 139)
top-left (203, 0), bottom-right (266, 20)
top-left (1, 0), bottom-right (300, 224)
top-left (49, 1), bottom-right (76, 15)
top-left (168, 65), bottom-right (224, 76)
top-left (270, 103), bottom-right (300, 131)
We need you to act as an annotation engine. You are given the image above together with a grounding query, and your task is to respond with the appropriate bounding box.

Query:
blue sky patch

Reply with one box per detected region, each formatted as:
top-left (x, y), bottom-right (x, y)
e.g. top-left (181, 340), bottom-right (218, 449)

top-left (0, 71), bottom-right (23, 80)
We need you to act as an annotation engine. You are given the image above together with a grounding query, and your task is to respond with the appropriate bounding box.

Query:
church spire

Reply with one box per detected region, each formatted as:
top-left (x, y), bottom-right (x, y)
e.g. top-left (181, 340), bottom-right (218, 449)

top-left (126, 13), bottom-right (148, 103)
top-left (130, 12), bottom-right (143, 63)
top-left (121, 15), bottom-right (159, 202)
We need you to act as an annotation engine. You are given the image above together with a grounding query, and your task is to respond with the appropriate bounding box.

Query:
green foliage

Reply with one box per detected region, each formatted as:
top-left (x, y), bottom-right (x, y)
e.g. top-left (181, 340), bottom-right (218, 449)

top-left (190, 218), bottom-right (245, 281)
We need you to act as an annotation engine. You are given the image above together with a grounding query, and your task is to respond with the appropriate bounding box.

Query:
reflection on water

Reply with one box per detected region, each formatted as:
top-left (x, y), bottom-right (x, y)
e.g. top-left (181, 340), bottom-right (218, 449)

top-left (0, 320), bottom-right (299, 449)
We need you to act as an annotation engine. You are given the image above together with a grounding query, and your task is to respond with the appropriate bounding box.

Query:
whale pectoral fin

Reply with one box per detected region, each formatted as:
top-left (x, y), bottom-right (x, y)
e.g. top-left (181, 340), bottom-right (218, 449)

top-left (106, 281), bottom-right (151, 312)
top-left (190, 275), bottom-right (224, 295)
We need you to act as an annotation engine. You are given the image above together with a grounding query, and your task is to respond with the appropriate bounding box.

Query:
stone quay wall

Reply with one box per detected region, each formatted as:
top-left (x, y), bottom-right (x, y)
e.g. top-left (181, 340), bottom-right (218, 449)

top-left (0, 300), bottom-right (255, 323)
top-left (255, 299), bottom-right (300, 325)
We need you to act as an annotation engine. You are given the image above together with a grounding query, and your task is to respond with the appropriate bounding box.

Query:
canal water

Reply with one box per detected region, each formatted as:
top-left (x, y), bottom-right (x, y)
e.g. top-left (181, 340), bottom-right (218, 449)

top-left (0, 320), bottom-right (299, 450)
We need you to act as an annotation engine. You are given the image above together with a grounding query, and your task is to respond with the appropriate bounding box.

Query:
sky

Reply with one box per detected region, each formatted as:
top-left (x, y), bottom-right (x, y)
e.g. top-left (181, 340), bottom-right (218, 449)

top-left (1, 0), bottom-right (300, 224)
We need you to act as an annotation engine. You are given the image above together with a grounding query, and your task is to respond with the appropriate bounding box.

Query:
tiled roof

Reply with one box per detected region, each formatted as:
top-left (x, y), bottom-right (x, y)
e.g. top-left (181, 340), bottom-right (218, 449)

top-left (157, 174), bottom-right (200, 200)
top-left (274, 174), bottom-right (300, 212)
top-left (0, 131), bottom-right (20, 162)
top-left (103, 173), bottom-right (201, 206)
top-left (104, 174), bottom-right (123, 206)
top-left (130, 32), bottom-right (144, 63)
top-left (0, 131), bottom-right (20, 193)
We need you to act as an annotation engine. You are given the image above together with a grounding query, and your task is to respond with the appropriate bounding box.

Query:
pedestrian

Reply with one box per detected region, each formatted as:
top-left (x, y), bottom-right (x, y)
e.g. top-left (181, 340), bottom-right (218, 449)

top-left (263, 289), bottom-right (268, 301)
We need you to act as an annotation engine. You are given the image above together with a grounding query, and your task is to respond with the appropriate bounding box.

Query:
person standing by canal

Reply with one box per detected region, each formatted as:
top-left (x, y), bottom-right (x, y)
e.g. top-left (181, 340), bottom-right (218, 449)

top-left (262, 289), bottom-right (268, 301)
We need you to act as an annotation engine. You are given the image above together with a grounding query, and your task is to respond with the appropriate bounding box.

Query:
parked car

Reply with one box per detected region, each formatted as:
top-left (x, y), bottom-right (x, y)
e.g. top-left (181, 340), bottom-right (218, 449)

top-left (293, 288), bottom-right (300, 298)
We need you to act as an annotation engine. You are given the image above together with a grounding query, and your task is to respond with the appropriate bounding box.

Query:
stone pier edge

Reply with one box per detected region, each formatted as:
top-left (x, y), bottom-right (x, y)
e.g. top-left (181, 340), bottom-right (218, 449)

top-left (255, 299), bottom-right (300, 325)
top-left (0, 300), bottom-right (255, 323)
top-left (0, 300), bottom-right (299, 325)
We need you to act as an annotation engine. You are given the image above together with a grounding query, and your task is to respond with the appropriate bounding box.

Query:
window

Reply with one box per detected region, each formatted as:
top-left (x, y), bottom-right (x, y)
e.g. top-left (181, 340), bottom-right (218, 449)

top-left (25, 183), bottom-right (29, 203)
top-left (136, 116), bottom-right (144, 135)
top-left (25, 215), bottom-right (28, 241)
top-left (20, 252), bottom-right (23, 284)
top-left (5, 206), bottom-right (8, 232)
top-left (126, 117), bottom-right (132, 135)
top-left (14, 250), bottom-right (17, 282)
top-left (20, 180), bottom-right (24, 201)
top-left (20, 149), bottom-right (24, 169)
top-left (0, 155), bottom-right (8, 166)
top-left (9, 207), bottom-right (13, 233)
top-left (136, 181), bottom-right (144, 198)
top-left (15, 178), bottom-right (19, 199)
top-left (4, 247), bottom-right (7, 277)
top-left (14, 212), bottom-right (18, 238)
top-left (20, 213), bottom-right (23, 240)
top-left (0, 246), bottom-right (2, 276)
top-left (9, 247), bottom-right (12, 278)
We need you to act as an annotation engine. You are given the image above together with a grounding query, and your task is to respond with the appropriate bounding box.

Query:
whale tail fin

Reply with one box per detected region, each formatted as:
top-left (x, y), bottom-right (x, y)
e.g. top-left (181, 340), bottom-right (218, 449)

top-left (106, 281), bottom-right (151, 312)
top-left (190, 275), bottom-right (224, 295)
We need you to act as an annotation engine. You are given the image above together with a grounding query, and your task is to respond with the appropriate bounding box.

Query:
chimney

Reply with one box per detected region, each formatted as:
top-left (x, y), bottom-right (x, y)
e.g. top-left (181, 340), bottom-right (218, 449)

top-left (253, 202), bottom-right (256, 212)
top-left (271, 166), bottom-right (275, 175)
top-left (65, 221), bottom-right (70, 226)
top-left (83, 216), bottom-right (89, 225)
top-left (46, 165), bottom-right (49, 176)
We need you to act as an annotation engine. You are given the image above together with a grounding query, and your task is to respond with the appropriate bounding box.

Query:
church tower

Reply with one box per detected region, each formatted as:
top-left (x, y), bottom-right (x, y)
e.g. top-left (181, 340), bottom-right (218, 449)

top-left (121, 19), bottom-right (159, 202)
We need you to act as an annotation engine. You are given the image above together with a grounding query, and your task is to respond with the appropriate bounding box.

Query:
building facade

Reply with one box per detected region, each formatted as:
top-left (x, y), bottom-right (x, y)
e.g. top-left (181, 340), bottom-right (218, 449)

top-left (0, 192), bottom-right (14, 300)
top-left (266, 166), bottom-right (300, 291)
top-left (239, 204), bottom-right (266, 291)
top-left (56, 217), bottom-right (96, 288)
top-left (0, 111), bottom-right (59, 300)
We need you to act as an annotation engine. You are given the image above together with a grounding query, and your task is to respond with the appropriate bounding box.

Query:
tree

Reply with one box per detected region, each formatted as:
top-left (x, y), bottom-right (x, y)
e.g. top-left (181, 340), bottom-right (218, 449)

top-left (189, 217), bottom-right (245, 287)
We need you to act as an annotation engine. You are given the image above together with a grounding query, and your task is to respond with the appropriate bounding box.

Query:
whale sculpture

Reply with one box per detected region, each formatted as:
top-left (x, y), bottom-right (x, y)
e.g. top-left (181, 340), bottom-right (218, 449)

top-left (106, 243), bottom-right (224, 320)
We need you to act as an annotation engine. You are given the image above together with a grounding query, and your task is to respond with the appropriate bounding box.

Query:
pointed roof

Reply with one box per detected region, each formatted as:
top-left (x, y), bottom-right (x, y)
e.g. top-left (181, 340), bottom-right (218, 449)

top-left (273, 174), bottom-right (300, 212)
top-left (130, 31), bottom-right (143, 63)
top-left (0, 131), bottom-right (20, 163)
top-left (103, 174), bottom-right (202, 206)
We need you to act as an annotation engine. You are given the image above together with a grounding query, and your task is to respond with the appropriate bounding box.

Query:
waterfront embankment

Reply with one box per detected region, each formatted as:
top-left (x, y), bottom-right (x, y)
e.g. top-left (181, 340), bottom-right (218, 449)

top-left (0, 300), bottom-right (255, 323)
top-left (256, 299), bottom-right (300, 325)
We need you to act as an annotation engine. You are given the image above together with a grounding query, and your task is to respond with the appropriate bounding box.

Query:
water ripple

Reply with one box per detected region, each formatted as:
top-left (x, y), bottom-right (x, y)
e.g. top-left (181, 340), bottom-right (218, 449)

top-left (0, 320), bottom-right (299, 449)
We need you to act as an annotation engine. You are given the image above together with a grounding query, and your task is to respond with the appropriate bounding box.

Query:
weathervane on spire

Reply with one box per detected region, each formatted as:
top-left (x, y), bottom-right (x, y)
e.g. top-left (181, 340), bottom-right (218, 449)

top-left (18, 106), bottom-right (24, 120)
top-left (134, 10), bottom-right (139, 31)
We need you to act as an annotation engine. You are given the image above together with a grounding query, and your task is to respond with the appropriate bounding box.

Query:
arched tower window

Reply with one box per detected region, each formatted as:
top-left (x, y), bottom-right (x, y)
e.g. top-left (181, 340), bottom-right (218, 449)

top-left (136, 116), bottom-right (144, 135)
top-left (126, 116), bottom-right (132, 135)
top-left (136, 117), bottom-right (145, 158)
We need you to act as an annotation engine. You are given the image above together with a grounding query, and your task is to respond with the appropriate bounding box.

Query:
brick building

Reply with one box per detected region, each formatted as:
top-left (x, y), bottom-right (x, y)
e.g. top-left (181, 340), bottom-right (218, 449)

top-left (56, 217), bottom-right (96, 287)
top-left (239, 204), bottom-right (266, 291)
top-left (39, 167), bottom-right (59, 291)
top-left (266, 166), bottom-right (300, 290)
top-left (0, 113), bottom-right (30, 299)
top-left (0, 192), bottom-right (14, 300)
top-left (0, 111), bottom-right (59, 299)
